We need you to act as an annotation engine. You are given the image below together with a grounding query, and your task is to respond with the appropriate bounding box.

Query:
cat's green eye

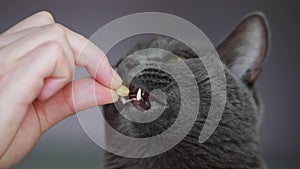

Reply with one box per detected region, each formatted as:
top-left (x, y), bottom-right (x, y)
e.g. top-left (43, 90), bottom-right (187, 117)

top-left (166, 55), bottom-right (185, 62)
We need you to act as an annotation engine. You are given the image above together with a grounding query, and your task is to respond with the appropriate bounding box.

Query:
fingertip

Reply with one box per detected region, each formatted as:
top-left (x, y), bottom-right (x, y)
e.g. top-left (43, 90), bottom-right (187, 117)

top-left (110, 91), bottom-right (120, 104)
top-left (111, 68), bottom-right (123, 89)
top-left (95, 85), bottom-right (119, 105)
top-left (2, 10), bottom-right (55, 35)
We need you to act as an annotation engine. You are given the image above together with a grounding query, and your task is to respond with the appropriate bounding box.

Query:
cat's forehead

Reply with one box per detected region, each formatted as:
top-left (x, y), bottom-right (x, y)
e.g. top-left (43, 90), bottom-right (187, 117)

top-left (117, 37), bottom-right (248, 89)
top-left (125, 48), bottom-right (176, 63)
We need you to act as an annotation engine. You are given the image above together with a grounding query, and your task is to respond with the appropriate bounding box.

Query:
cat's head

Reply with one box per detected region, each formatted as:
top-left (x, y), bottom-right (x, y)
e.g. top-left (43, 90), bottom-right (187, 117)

top-left (103, 12), bottom-right (269, 168)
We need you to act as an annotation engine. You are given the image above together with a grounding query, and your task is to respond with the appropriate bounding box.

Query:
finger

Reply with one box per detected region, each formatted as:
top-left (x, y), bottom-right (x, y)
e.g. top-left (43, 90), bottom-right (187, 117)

top-left (1, 11), bottom-right (54, 36)
top-left (0, 41), bottom-right (72, 159)
top-left (23, 41), bottom-right (74, 101)
top-left (1, 42), bottom-right (72, 115)
top-left (33, 77), bottom-right (119, 133)
top-left (58, 24), bottom-right (123, 89)
top-left (1, 22), bottom-right (122, 90)
top-left (0, 21), bottom-right (64, 48)
top-left (0, 76), bottom-right (119, 166)
top-left (0, 24), bottom-right (74, 65)
top-left (0, 26), bottom-right (41, 48)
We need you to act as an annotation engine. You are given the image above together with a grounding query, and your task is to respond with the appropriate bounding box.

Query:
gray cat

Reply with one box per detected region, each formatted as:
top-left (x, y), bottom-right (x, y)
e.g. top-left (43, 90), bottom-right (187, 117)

top-left (102, 12), bottom-right (270, 169)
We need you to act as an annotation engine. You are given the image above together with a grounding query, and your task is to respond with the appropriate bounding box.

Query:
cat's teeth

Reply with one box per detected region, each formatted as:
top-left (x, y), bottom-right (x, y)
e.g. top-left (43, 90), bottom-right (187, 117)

top-left (136, 88), bottom-right (142, 101)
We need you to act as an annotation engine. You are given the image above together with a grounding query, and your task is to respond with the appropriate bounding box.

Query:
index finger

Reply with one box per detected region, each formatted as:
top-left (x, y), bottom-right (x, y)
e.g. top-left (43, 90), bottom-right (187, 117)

top-left (2, 11), bottom-right (54, 35)
top-left (58, 24), bottom-right (123, 89)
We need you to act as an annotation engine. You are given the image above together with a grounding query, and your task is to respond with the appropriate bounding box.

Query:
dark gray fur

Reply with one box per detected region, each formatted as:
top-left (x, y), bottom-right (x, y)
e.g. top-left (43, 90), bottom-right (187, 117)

top-left (102, 12), bottom-right (270, 169)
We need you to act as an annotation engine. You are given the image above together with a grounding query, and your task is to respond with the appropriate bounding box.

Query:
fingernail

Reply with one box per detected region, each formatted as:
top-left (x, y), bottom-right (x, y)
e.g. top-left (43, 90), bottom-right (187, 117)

top-left (111, 68), bottom-right (123, 89)
top-left (108, 91), bottom-right (119, 103)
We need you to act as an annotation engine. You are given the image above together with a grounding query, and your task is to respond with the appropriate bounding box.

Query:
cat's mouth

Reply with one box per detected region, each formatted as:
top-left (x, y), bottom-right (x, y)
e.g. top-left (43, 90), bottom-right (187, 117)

top-left (128, 85), bottom-right (151, 110)
top-left (119, 84), bottom-right (166, 111)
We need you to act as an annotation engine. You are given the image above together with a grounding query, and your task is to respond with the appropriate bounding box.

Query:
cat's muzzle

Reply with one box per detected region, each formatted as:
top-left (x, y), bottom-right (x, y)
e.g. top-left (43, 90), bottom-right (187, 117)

top-left (120, 68), bottom-right (172, 111)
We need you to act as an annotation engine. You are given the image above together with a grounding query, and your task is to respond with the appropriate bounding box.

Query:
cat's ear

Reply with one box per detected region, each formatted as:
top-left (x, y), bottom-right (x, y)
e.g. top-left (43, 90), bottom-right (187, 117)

top-left (217, 12), bottom-right (270, 86)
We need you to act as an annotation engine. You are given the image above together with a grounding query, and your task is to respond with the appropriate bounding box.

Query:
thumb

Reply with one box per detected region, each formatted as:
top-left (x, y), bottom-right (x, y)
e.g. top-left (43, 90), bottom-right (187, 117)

top-left (33, 77), bottom-right (119, 133)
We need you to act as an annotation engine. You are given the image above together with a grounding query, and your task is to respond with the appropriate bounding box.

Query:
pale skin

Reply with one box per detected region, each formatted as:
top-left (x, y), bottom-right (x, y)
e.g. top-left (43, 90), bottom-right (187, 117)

top-left (0, 11), bottom-right (123, 168)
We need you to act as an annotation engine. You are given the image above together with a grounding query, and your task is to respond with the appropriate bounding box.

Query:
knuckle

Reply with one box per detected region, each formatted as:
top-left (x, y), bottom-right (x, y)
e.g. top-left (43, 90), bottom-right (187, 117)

top-left (62, 64), bottom-right (74, 82)
top-left (43, 41), bottom-right (63, 58)
top-left (35, 11), bottom-right (54, 24)
top-left (42, 42), bottom-right (73, 78)
top-left (42, 24), bottom-right (67, 45)
top-left (46, 24), bottom-right (66, 40)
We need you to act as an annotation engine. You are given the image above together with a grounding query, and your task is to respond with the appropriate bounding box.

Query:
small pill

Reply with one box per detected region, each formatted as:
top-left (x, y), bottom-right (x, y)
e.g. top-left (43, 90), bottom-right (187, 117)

top-left (116, 85), bottom-right (130, 97)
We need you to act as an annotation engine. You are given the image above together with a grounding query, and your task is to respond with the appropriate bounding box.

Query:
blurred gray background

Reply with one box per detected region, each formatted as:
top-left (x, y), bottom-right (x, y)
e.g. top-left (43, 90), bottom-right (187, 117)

top-left (0, 0), bottom-right (299, 169)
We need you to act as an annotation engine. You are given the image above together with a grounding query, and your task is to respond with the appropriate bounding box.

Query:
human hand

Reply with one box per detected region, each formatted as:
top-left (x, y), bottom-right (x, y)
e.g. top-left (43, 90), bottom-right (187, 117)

top-left (0, 11), bottom-right (123, 168)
